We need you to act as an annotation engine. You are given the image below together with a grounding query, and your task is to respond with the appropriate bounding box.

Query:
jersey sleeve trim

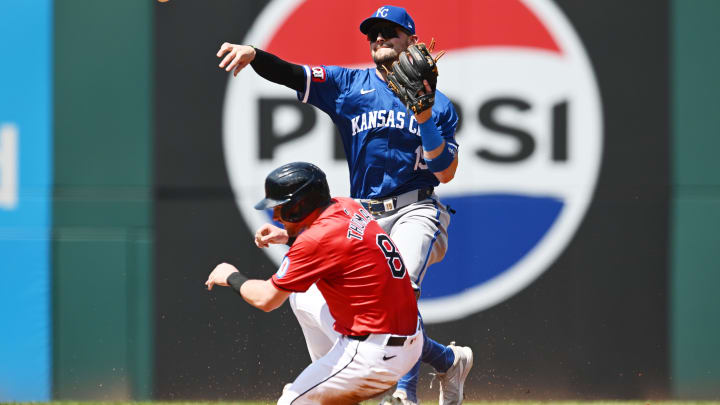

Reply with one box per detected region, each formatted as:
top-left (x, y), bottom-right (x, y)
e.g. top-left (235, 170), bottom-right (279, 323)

top-left (299, 65), bottom-right (311, 103)
top-left (271, 277), bottom-right (303, 293)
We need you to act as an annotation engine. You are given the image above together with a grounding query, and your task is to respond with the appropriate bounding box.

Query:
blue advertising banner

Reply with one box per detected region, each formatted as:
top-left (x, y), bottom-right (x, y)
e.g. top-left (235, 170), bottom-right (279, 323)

top-left (0, 0), bottom-right (53, 401)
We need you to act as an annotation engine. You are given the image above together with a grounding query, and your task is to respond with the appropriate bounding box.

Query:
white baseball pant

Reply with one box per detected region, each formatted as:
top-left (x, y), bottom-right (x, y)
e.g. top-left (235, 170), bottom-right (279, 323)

top-left (278, 324), bottom-right (423, 405)
top-left (288, 284), bottom-right (340, 362)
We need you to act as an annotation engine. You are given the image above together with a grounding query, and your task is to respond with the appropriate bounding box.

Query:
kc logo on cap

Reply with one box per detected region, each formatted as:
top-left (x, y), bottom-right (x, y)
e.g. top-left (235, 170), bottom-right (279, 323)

top-left (360, 5), bottom-right (416, 35)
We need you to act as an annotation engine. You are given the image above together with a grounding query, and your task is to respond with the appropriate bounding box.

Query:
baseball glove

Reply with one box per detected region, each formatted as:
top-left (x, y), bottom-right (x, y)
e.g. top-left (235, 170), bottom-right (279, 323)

top-left (385, 38), bottom-right (446, 115)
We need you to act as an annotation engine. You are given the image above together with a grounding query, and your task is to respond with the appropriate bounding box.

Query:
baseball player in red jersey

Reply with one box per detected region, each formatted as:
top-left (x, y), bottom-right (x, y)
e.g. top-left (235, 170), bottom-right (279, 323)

top-left (206, 162), bottom-right (423, 405)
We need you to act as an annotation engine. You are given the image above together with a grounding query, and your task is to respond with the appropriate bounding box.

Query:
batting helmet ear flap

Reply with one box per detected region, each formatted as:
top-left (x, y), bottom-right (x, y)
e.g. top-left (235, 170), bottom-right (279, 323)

top-left (254, 162), bottom-right (331, 223)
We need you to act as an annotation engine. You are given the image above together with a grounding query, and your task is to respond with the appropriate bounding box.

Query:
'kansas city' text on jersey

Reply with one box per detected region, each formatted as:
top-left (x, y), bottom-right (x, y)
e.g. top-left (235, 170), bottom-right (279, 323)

top-left (271, 197), bottom-right (418, 336)
top-left (299, 66), bottom-right (459, 199)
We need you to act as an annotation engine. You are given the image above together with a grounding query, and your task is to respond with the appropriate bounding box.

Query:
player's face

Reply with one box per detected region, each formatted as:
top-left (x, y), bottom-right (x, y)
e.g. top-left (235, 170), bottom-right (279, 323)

top-left (368, 23), bottom-right (416, 67)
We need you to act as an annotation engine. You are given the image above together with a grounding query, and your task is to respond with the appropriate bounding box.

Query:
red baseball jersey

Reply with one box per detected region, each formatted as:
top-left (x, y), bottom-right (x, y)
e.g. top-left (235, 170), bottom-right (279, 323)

top-left (271, 197), bottom-right (418, 336)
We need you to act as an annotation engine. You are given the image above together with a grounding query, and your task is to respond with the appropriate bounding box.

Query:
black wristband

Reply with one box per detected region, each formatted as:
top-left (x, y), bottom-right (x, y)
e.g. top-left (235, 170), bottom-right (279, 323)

top-left (227, 271), bottom-right (249, 295)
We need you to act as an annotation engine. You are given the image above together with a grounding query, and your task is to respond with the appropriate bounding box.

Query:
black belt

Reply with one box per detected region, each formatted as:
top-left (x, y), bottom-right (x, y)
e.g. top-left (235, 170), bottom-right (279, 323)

top-left (346, 334), bottom-right (407, 346)
top-left (360, 188), bottom-right (434, 216)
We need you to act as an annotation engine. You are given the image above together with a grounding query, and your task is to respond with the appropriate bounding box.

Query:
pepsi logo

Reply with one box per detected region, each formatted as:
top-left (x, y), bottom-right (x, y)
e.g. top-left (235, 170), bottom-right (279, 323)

top-left (223, 0), bottom-right (602, 323)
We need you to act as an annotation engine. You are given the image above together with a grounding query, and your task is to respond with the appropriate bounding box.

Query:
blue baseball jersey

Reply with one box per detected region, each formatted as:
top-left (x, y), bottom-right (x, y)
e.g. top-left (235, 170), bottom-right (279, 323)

top-left (298, 65), bottom-right (459, 200)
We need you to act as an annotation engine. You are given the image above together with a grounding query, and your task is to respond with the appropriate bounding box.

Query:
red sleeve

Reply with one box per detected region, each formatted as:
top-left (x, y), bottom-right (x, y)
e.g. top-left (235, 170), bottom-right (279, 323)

top-left (271, 233), bottom-right (331, 292)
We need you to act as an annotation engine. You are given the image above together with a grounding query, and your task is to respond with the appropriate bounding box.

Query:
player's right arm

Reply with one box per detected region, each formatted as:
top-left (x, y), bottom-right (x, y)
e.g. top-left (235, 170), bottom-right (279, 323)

top-left (216, 42), bottom-right (305, 92)
top-left (217, 43), bottom-right (256, 76)
top-left (205, 262), bottom-right (291, 312)
top-left (239, 279), bottom-right (291, 312)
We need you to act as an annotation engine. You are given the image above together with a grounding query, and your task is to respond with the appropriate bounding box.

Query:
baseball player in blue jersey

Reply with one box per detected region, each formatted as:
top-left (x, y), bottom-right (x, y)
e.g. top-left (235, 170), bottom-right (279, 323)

top-left (217, 5), bottom-right (472, 405)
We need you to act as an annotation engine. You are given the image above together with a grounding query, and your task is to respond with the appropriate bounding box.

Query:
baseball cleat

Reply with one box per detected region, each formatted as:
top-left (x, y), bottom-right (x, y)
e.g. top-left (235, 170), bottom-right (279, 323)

top-left (437, 342), bottom-right (473, 405)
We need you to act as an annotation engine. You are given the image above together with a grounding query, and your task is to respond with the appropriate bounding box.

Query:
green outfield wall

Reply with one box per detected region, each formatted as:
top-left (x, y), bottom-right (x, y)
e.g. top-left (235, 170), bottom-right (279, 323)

top-left (671, 0), bottom-right (720, 399)
top-left (53, 0), bottom-right (153, 399)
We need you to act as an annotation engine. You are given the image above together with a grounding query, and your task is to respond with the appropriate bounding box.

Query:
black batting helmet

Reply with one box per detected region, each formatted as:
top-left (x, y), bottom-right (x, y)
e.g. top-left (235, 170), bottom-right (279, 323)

top-left (254, 162), bottom-right (331, 223)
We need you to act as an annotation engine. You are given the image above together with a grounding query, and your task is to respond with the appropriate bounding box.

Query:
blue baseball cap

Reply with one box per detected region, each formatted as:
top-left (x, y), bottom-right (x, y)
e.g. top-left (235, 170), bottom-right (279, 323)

top-left (359, 5), bottom-right (416, 36)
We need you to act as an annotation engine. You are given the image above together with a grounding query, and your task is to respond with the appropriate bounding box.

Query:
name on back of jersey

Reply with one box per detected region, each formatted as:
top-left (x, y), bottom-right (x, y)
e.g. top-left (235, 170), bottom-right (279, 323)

top-left (351, 109), bottom-right (419, 136)
top-left (344, 207), bottom-right (373, 240)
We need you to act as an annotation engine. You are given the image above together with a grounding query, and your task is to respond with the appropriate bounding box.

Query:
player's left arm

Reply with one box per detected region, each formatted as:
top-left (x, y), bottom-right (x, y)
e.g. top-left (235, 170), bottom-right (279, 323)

top-left (415, 81), bottom-right (458, 183)
top-left (422, 139), bottom-right (458, 183)
top-left (254, 223), bottom-right (290, 248)
top-left (205, 262), bottom-right (291, 312)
